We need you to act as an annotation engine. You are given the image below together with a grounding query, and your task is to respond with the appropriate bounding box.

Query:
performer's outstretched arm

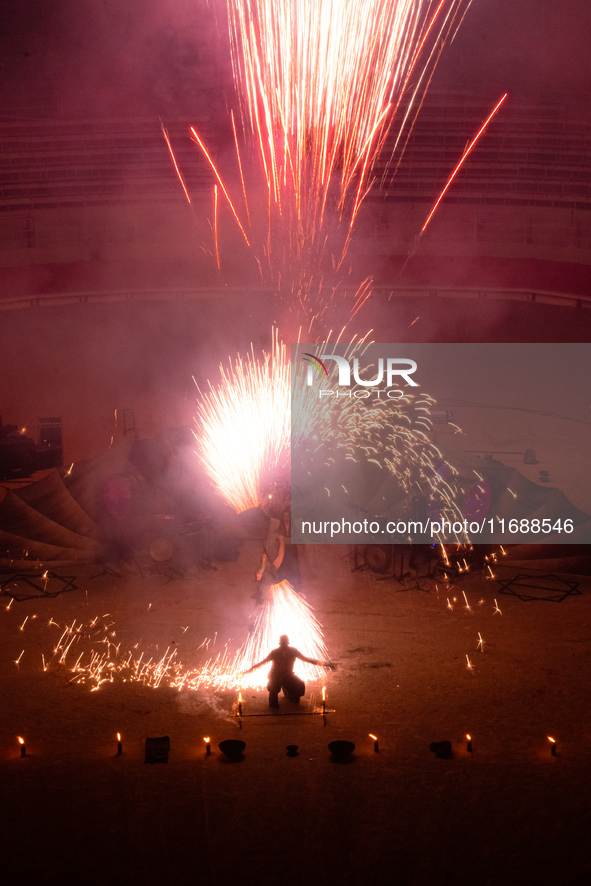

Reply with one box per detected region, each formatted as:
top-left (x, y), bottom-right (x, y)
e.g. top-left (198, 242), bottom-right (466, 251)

top-left (243, 653), bottom-right (272, 674)
top-left (295, 651), bottom-right (336, 669)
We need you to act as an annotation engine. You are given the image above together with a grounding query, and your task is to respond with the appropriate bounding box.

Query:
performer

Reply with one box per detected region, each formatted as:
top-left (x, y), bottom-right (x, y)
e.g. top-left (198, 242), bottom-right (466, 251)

top-left (245, 634), bottom-right (335, 707)
top-left (273, 508), bottom-right (301, 590)
top-left (252, 545), bottom-right (281, 606)
top-left (253, 508), bottom-right (301, 606)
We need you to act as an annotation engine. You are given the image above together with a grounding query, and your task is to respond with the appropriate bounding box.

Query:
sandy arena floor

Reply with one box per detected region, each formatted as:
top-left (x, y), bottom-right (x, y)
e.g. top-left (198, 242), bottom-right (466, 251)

top-left (1, 542), bottom-right (590, 886)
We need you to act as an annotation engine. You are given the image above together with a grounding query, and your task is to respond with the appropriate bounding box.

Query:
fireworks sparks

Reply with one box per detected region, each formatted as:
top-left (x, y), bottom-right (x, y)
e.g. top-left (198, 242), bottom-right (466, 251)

top-left (161, 1), bottom-right (475, 327)
top-left (236, 581), bottom-right (329, 685)
top-left (194, 329), bottom-right (466, 524)
top-left (194, 328), bottom-right (290, 512)
top-left (33, 581), bottom-right (329, 695)
top-left (194, 333), bottom-right (467, 539)
top-left (291, 351), bottom-right (468, 534)
top-left (227, 0), bottom-right (470, 261)
top-left (161, 122), bottom-right (192, 206)
top-left (418, 92), bottom-right (508, 235)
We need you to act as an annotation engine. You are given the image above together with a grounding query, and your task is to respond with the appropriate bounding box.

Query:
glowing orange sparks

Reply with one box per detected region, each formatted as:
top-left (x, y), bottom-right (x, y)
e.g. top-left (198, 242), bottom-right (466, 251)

top-left (161, 123), bottom-right (192, 205)
top-left (420, 92), bottom-right (508, 234)
top-left (213, 185), bottom-right (220, 270)
top-left (190, 126), bottom-right (251, 249)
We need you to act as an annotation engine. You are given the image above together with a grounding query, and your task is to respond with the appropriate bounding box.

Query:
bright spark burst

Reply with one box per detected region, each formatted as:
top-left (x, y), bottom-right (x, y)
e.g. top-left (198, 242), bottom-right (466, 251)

top-left (235, 580), bottom-right (329, 685)
top-left (194, 328), bottom-right (290, 512)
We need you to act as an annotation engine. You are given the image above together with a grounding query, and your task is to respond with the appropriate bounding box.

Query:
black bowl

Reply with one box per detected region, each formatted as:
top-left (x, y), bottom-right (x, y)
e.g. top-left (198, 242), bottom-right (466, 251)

top-left (218, 739), bottom-right (246, 760)
top-left (328, 740), bottom-right (355, 759)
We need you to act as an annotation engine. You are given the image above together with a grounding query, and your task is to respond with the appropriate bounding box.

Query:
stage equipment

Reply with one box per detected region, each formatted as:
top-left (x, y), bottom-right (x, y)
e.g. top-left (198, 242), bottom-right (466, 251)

top-left (0, 415), bottom-right (63, 479)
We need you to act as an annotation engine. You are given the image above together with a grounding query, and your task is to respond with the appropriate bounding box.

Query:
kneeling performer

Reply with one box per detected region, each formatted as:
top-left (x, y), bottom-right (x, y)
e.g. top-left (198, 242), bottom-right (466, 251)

top-left (245, 635), bottom-right (335, 708)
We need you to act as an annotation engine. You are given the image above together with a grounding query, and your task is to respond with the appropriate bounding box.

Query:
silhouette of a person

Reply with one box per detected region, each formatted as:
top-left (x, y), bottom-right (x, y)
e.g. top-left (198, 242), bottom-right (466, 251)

top-left (253, 546), bottom-right (281, 606)
top-left (245, 634), bottom-right (335, 707)
top-left (252, 509), bottom-right (301, 607)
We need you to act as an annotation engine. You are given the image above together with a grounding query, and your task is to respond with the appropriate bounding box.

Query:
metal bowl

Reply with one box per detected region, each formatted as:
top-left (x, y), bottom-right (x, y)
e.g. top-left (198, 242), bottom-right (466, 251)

top-left (328, 740), bottom-right (355, 759)
top-left (218, 739), bottom-right (246, 759)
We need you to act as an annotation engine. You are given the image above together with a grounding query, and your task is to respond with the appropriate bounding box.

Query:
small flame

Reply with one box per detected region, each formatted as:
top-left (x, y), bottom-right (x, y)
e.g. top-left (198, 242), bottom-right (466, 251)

top-left (466, 734), bottom-right (471, 741)
top-left (548, 736), bottom-right (556, 744)
top-left (117, 733), bottom-right (121, 742)
top-left (369, 734), bottom-right (377, 741)
top-left (17, 736), bottom-right (24, 745)
top-left (322, 686), bottom-right (326, 701)
top-left (204, 736), bottom-right (211, 744)
top-left (238, 692), bottom-right (242, 703)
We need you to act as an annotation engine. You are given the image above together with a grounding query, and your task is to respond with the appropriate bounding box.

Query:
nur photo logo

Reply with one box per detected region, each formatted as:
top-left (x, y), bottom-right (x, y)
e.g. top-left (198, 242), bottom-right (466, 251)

top-left (303, 352), bottom-right (418, 388)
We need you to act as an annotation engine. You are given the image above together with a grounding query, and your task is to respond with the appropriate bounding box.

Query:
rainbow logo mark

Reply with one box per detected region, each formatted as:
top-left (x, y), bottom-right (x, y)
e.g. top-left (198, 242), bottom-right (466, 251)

top-left (303, 352), bottom-right (329, 379)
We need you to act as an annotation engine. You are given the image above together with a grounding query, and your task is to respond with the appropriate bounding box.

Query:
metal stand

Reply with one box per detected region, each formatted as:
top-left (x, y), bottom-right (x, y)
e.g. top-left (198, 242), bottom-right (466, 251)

top-left (375, 546), bottom-right (413, 587)
top-left (400, 563), bottom-right (433, 593)
top-left (234, 708), bottom-right (334, 723)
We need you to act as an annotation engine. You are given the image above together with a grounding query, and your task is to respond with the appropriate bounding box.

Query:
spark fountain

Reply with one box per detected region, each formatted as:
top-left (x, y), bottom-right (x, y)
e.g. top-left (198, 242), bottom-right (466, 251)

top-left (37, 585), bottom-right (327, 693)
top-left (194, 327), bottom-right (290, 513)
top-left (165, 0), bottom-right (475, 328)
